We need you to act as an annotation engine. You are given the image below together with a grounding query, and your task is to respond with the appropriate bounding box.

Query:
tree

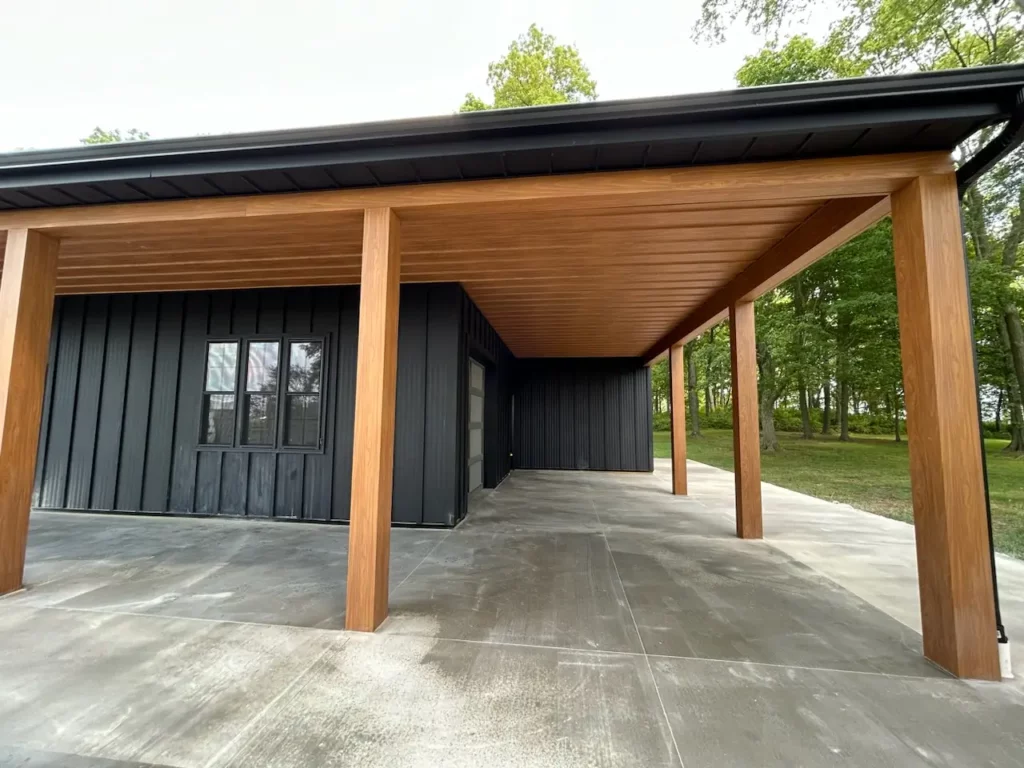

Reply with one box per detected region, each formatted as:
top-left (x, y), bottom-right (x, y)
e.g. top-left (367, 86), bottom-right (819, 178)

top-left (81, 127), bottom-right (150, 145)
top-left (708, 0), bottom-right (1024, 452)
top-left (461, 25), bottom-right (597, 112)
top-left (685, 341), bottom-right (702, 437)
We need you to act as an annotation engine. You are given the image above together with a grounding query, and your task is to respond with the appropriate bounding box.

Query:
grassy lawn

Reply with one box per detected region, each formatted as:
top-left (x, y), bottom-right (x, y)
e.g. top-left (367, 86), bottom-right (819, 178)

top-left (654, 429), bottom-right (1024, 559)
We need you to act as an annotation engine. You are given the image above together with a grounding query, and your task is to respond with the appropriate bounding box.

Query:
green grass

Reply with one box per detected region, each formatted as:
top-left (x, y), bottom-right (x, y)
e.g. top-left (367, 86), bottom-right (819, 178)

top-left (654, 429), bottom-right (1024, 559)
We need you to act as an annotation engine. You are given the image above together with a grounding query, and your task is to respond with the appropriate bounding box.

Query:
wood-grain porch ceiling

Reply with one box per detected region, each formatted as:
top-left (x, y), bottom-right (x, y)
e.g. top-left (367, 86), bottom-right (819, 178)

top-left (0, 152), bottom-right (940, 358)
top-left (0, 199), bottom-right (816, 357)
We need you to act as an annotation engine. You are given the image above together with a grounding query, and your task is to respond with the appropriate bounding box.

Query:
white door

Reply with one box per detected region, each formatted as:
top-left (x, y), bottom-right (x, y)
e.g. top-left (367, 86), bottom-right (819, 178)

top-left (468, 359), bottom-right (485, 494)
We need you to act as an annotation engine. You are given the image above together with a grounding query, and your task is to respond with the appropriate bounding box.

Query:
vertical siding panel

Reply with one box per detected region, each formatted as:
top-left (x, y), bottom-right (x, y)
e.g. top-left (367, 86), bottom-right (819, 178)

top-left (66, 296), bottom-right (110, 509)
top-left (574, 371), bottom-right (589, 470)
top-left (115, 297), bottom-right (158, 511)
top-left (169, 293), bottom-right (210, 512)
top-left (142, 294), bottom-right (184, 511)
top-left (208, 293), bottom-right (233, 334)
top-left (195, 452), bottom-right (221, 514)
top-left (257, 289), bottom-right (284, 333)
top-left (285, 287), bottom-right (313, 333)
top-left (247, 452), bottom-right (276, 517)
top-left (303, 287), bottom-right (340, 521)
top-left (33, 301), bottom-right (61, 507)
top-left (423, 284), bottom-right (461, 525)
top-left (589, 373), bottom-right (605, 470)
top-left (91, 296), bottom-right (133, 510)
top-left (392, 286), bottom-right (427, 524)
top-left (275, 453), bottom-right (304, 518)
top-left (332, 287), bottom-right (358, 521)
top-left (40, 296), bottom-right (86, 508)
top-left (232, 290), bottom-right (259, 335)
top-left (620, 369), bottom-right (637, 471)
top-left (559, 370), bottom-right (574, 469)
top-left (219, 452), bottom-right (248, 515)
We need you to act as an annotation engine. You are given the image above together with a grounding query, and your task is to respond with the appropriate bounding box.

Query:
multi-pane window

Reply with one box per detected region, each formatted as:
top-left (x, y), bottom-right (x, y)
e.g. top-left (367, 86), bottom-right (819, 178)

top-left (201, 342), bottom-right (238, 445)
top-left (199, 336), bottom-right (324, 451)
top-left (285, 341), bottom-right (322, 447)
top-left (242, 341), bottom-right (280, 446)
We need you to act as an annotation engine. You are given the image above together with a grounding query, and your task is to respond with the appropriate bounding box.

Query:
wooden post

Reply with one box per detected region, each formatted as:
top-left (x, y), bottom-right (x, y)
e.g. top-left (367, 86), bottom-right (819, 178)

top-left (0, 229), bottom-right (59, 595)
top-left (669, 344), bottom-right (687, 495)
top-left (891, 173), bottom-right (999, 680)
top-left (345, 208), bottom-right (401, 632)
top-left (729, 300), bottom-right (762, 539)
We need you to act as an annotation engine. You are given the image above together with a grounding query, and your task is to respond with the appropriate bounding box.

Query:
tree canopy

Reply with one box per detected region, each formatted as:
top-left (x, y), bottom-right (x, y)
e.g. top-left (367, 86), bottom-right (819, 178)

top-left (675, 0), bottom-right (1024, 453)
top-left (81, 127), bottom-right (150, 145)
top-left (461, 24), bottom-right (597, 112)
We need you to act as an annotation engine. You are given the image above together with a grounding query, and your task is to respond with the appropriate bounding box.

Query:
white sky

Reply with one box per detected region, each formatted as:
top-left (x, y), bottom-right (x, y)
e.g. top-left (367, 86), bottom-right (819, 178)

top-left (0, 0), bottom-right (835, 152)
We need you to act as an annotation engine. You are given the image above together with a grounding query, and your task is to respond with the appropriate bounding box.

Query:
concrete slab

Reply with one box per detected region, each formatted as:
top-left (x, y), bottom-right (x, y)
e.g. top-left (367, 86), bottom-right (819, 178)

top-left (0, 605), bottom-right (338, 767)
top-left (2, 461), bottom-right (1021, 766)
top-left (651, 656), bottom-right (1024, 767)
top-left (8, 511), bottom-right (443, 629)
top-left (606, 529), bottom-right (938, 677)
top-left (214, 633), bottom-right (678, 768)
top-left (383, 530), bottom-right (644, 653)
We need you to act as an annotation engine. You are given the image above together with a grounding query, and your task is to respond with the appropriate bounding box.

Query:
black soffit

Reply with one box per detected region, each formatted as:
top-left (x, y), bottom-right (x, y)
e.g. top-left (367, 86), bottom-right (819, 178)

top-left (2, 65), bottom-right (1024, 210)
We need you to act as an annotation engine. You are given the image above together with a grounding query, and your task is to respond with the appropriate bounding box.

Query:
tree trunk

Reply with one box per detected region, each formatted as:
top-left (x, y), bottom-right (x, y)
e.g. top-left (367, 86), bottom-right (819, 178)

top-left (686, 344), bottom-right (701, 437)
top-left (798, 382), bottom-right (813, 439)
top-left (822, 383), bottom-right (831, 435)
top-left (756, 340), bottom-right (780, 452)
top-left (998, 312), bottom-right (1024, 453)
top-left (839, 379), bottom-right (851, 442)
top-left (1003, 304), bottom-right (1024, 453)
top-left (996, 389), bottom-right (1003, 432)
top-left (704, 386), bottom-right (712, 416)
top-left (892, 391), bottom-right (901, 443)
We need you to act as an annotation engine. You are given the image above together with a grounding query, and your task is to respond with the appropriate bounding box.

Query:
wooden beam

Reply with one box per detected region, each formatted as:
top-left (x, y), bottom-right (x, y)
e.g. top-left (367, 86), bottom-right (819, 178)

top-left (0, 230), bottom-right (59, 594)
top-left (729, 301), bottom-right (762, 540)
top-left (345, 208), bottom-right (401, 632)
top-left (669, 344), bottom-right (687, 495)
top-left (642, 196), bottom-right (892, 362)
top-left (891, 172), bottom-right (999, 680)
top-left (0, 153), bottom-right (948, 233)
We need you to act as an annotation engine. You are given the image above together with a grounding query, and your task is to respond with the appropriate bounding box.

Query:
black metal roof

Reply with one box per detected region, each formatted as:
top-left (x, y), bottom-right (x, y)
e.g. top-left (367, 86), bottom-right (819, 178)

top-left (2, 65), bottom-right (1024, 210)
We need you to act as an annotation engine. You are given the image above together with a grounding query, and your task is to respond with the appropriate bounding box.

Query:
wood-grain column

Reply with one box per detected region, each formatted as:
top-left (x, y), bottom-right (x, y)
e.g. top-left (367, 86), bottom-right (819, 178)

top-left (0, 229), bottom-right (59, 595)
top-left (729, 300), bottom-right (762, 539)
top-left (669, 344), bottom-right (687, 495)
top-left (345, 208), bottom-right (401, 632)
top-left (891, 173), bottom-right (999, 680)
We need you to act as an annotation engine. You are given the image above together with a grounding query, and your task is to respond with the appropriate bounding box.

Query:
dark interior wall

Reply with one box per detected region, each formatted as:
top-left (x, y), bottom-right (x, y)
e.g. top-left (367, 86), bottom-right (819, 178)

top-left (513, 358), bottom-right (653, 472)
top-left (32, 283), bottom-right (484, 526)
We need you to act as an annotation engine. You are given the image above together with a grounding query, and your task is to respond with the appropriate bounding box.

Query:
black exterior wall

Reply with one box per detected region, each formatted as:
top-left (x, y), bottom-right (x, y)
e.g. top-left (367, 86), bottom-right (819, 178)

top-left (32, 283), bottom-right (514, 526)
top-left (513, 358), bottom-right (653, 472)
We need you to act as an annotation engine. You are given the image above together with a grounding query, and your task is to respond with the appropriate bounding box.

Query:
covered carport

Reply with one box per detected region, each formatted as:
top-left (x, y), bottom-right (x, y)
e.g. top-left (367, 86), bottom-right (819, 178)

top-left (1, 65), bottom-right (1021, 684)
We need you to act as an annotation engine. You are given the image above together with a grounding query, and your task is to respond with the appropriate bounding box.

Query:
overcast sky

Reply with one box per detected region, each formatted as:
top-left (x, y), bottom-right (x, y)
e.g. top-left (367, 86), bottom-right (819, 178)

top-left (1, 1), bottom-right (834, 152)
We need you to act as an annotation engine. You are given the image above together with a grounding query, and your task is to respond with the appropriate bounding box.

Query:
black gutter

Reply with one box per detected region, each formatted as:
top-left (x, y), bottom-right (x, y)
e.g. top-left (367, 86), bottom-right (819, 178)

top-left (955, 88), bottom-right (1024, 651)
top-left (3, 64), bottom-right (1024, 177)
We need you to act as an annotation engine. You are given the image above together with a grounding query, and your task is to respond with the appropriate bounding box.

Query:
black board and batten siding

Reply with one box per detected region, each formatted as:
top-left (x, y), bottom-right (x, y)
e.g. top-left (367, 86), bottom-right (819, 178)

top-left (513, 359), bottom-right (653, 472)
top-left (32, 283), bottom-right (513, 526)
top-left (31, 285), bottom-right (651, 527)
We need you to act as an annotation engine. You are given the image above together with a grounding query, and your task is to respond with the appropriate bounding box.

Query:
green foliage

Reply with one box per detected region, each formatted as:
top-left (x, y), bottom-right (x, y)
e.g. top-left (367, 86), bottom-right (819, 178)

top-left (736, 34), bottom-right (867, 85)
top-left (461, 25), bottom-right (597, 112)
top-left (653, 411), bottom-right (672, 432)
top-left (81, 127), bottom-right (150, 145)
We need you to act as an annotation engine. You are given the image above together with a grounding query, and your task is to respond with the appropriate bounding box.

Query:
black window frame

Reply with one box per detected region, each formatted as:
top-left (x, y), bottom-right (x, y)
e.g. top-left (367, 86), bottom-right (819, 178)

top-left (196, 333), bottom-right (328, 454)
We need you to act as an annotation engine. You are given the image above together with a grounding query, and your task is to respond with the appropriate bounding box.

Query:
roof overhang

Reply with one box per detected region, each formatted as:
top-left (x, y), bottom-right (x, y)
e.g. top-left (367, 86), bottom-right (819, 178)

top-left (2, 65), bottom-right (1023, 210)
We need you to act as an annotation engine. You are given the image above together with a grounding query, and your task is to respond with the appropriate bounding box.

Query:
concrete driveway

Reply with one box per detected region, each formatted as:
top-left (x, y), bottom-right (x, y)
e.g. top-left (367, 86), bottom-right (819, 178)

top-left (1, 460), bottom-right (1022, 767)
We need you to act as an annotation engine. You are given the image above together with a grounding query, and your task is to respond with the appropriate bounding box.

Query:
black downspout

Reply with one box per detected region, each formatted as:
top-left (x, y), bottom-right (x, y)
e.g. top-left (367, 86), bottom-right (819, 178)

top-left (953, 86), bottom-right (1024, 651)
